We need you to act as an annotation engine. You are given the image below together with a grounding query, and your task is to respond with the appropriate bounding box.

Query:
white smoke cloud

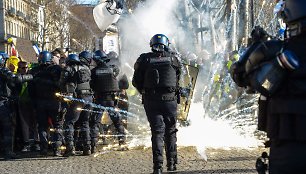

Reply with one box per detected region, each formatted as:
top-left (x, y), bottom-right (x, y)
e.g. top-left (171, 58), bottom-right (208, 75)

top-left (119, 0), bottom-right (261, 158)
top-left (118, 0), bottom-right (182, 76)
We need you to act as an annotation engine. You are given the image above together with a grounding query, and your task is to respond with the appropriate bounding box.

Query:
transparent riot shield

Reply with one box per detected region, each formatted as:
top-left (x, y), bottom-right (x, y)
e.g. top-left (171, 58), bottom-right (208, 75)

top-left (177, 64), bottom-right (199, 121)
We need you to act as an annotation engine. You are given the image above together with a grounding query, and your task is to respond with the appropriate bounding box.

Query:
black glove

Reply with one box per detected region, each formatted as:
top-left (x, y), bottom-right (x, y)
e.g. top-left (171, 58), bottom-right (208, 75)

top-left (229, 61), bottom-right (248, 87)
top-left (179, 87), bottom-right (190, 98)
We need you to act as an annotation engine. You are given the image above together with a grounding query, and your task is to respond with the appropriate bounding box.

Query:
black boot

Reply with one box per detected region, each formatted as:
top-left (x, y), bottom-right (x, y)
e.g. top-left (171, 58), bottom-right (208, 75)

top-left (32, 141), bottom-right (41, 151)
top-left (4, 151), bottom-right (17, 160)
top-left (153, 163), bottom-right (163, 174)
top-left (167, 158), bottom-right (177, 171)
top-left (167, 163), bottom-right (177, 171)
top-left (83, 145), bottom-right (91, 156)
top-left (153, 167), bottom-right (162, 174)
top-left (53, 147), bottom-right (62, 157)
top-left (40, 142), bottom-right (48, 156)
top-left (91, 145), bottom-right (96, 154)
top-left (63, 144), bottom-right (75, 157)
top-left (53, 150), bottom-right (61, 157)
top-left (40, 148), bottom-right (48, 156)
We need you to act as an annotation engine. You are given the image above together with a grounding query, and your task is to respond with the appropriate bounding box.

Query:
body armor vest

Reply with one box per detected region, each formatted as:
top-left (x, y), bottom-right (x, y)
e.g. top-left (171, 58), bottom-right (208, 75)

top-left (62, 65), bottom-right (91, 94)
top-left (34, 65), bottom-right (61, 98)
top-left (143, 56), bottom-right (177, 89)
top-left (92, 64), bottom-right (119, 93)
top-left (72, 65), bottom-right (91, 92)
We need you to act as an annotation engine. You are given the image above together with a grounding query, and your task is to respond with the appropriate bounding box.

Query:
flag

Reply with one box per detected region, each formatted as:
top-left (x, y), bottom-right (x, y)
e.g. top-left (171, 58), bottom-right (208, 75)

top-left (7, 37), bottom-right (18, 57)
top-left (11, 43), bottom-right (18, 57)
top-left (32, 44), bottom-right (41, 56)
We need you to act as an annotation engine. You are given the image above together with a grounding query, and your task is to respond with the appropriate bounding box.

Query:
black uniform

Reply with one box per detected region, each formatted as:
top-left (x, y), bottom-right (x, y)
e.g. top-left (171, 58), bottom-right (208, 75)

top-left (132, 50), bottom-right (181, 171)
top-left (230, 1), bottom-right (306, 173)
top-left (60, 63), bottom-right (92, 155)
top-left (90, 61), bottom-right (125, 149)
top-left (31, 64), bottom-right (63, 155)
top-left (0, 68), bottom-right (17, 158)
top-left (0, 67), bottom-right (33, 158)
top-left (263, 33), bottom-right (306, 174)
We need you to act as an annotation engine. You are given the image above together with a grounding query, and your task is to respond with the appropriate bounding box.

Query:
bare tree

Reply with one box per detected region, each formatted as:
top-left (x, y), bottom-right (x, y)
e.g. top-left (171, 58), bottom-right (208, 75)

top-left (38, 0), bottom-right (76, 51)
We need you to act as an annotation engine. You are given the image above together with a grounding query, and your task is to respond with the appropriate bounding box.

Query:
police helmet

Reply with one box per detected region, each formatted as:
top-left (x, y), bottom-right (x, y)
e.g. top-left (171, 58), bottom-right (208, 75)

top-left (150, 34), bottom-right (170, 52)
top-left (0, 52), bottom-right (9, 66)
top-left (282, 0), bottom-right (306, 23)
top-left (93, 50), bottom-right (109, 63)
top-left (79, 51), bottom-right (92, 65)
top-left (66, 54), bottom-right (80, 64)
top-left (251, 26), bottom-right (268, 42)
top-left (38, 51), bottom-right (52, 64)
top-left (107, 51), bottom-right (118, 59)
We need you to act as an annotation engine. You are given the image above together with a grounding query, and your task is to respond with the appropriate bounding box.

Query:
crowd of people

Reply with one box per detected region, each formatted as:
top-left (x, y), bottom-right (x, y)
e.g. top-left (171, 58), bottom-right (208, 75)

top-left (1, 1), bottom-right (306, 174)
top-left (0, 48), bottom-right (129, 159)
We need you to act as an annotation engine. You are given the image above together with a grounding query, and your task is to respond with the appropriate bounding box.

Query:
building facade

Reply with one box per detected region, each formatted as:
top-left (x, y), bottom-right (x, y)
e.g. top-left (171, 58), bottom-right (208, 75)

top-left (0, 0), bottom-right (41, 62)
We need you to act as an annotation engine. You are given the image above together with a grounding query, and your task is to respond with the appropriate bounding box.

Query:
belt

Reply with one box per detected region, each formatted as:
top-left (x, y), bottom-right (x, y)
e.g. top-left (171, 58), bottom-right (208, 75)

top-left (144, 87), bottom-right (176, 94)
top-left (76, 89), bottom-right (92, 95)
top-left (145, 92), bottom-right (176, 101)
top-left (95, 93), bottom-right (114, 100)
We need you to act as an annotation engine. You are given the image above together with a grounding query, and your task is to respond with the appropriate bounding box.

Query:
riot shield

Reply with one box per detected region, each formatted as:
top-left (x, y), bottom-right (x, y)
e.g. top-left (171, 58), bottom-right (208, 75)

top-left (177, 64), bottom-right (199, 121)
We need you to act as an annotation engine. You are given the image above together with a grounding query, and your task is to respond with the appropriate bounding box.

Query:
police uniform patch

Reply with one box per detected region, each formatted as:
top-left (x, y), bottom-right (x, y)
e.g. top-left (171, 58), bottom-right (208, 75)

top-left (150, 57), bottom-right (171, 63)
top-left (96, 69), bottom-right (112, 75)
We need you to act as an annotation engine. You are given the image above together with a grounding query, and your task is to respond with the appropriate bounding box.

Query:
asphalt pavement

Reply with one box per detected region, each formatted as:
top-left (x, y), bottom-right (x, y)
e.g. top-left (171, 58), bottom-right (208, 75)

top-left (0, 146), bottom-right (265, 174)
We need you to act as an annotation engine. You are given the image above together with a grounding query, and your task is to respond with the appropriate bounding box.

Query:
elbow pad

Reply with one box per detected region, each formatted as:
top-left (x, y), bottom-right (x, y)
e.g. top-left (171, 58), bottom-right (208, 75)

top-left (245, 40), bottom-right (283, 74)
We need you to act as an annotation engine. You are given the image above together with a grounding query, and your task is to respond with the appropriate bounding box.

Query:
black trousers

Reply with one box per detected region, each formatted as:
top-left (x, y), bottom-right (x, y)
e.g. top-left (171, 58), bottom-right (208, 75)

top-left (64, 95), bottom-right (92, 147)
top-left (144, 98), bottom-right (178, 166)
top-left (90, 98), bottom-right (126, 145)
top-left (269, 140), bottom-right (306, 174)
top-left (36, 99), bottom-right (62, 150)
top-left (0, 100), bottom-right (14, 153)
top-left (18, 100), bottom-right (39, 143)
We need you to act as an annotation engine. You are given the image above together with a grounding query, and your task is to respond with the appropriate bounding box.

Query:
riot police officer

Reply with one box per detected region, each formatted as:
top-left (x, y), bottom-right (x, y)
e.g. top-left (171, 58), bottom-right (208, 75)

top-left (90, 50), bottom-right (126, 153)
top-left (0, 52), bottom-right (33, 159)
top-left (72, 51), bottom-right (94, 151)
top-left (60, 54), bottom-right (93, 156)
top-left (0, 52), bottom-right (15, 158)
top-left (230, 25), bottom-right (268, 89)
top-left (79, 50), bottom-right (94, 69)
top-left (230, 1), bottom-right (306, 173)
top-left (107, 51), bottom-right (120, 67)
top-left (132, 34), bottom-right (181, 174)
top-left (30, 51), bottom-right (63, 156)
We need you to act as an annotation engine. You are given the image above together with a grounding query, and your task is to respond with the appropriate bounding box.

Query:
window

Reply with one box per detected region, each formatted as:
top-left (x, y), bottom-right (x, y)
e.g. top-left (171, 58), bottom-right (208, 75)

top-left (5, 21), bottom-right (8, 34)
top-left (8, 22), bottom-right (11, 35)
